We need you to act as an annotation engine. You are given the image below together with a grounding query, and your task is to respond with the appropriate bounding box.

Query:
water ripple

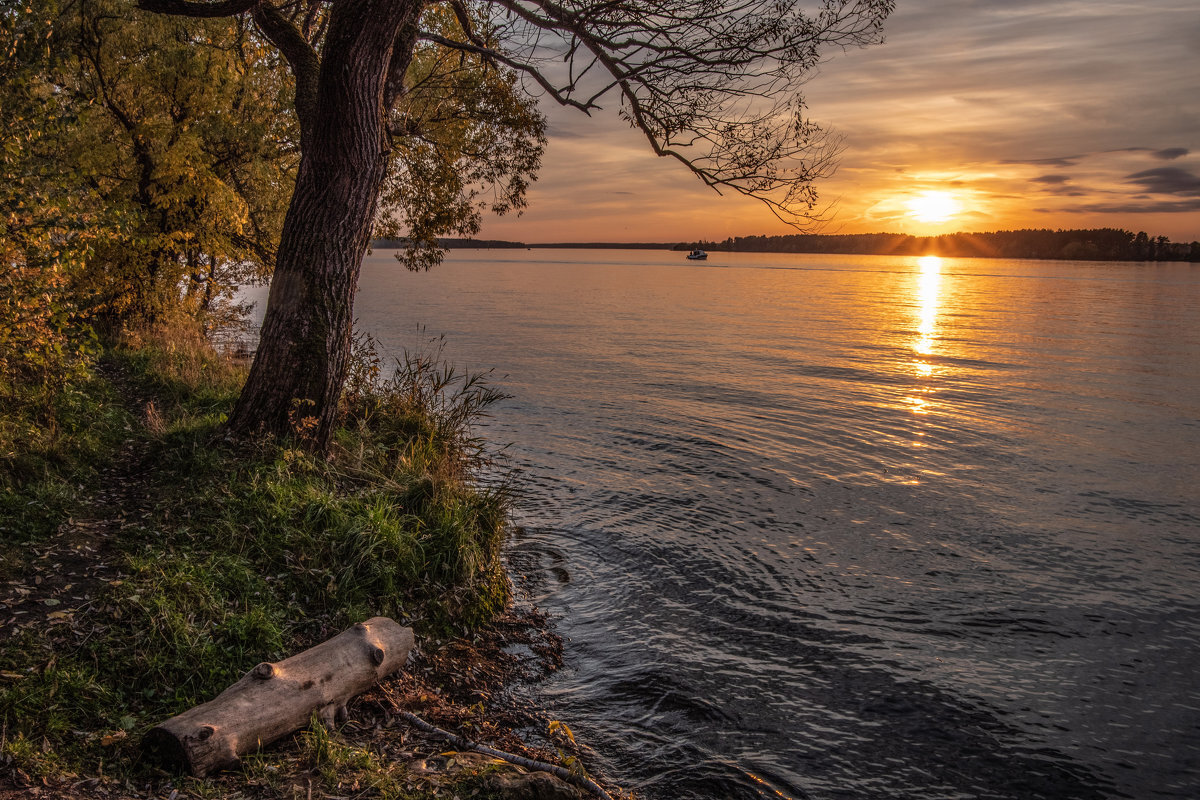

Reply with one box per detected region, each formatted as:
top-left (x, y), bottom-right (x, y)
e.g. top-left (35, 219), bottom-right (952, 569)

top-left (350, 251), bottom-right (1200, 799)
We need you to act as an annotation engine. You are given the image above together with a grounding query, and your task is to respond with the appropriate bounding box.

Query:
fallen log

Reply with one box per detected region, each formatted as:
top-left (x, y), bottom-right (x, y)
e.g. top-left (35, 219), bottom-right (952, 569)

top-left (145, 617), bottom-right (414, 776)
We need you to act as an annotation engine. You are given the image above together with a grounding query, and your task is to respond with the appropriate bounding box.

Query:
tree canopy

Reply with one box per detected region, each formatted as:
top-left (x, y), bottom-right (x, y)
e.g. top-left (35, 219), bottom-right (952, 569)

top-left (2, 0), bottom-right (297, 328)
top-left (20, 0), bottom-right (894, 447)
top-left (378, 2), bottom-right (547, 269)
top-left (143, 0), bottom-right (893, 226)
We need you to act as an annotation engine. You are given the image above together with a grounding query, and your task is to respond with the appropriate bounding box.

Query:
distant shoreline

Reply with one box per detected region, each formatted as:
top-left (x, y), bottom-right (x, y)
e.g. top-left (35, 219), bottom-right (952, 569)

top-left (372, 238), bottom-right (677, 251)
top-left (373, 229), bottom-right (1200, 262)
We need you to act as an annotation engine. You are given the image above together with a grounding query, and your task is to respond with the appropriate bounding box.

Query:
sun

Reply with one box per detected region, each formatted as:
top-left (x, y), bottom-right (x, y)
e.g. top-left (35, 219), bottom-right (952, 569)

top-left (907, 191), bottom-right (961, 223)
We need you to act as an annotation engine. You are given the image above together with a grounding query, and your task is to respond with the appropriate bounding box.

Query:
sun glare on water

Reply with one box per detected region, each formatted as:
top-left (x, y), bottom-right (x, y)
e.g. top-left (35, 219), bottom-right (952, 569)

top-left (907, 191), bottom-right (961, 223)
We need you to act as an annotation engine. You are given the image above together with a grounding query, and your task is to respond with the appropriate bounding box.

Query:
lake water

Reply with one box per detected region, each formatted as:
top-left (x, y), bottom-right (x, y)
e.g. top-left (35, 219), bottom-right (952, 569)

top-left (267, 249), bottom-right (1200, 798)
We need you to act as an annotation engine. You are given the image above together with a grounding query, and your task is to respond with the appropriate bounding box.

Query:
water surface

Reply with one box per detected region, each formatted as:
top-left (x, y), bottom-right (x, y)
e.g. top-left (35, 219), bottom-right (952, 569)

top-left (346, 250), bottom-right (1199, 798)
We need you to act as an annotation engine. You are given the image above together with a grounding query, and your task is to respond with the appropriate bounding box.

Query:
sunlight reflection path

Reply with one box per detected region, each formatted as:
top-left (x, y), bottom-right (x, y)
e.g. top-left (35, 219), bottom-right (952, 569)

top-left (909, 255), bottom-right (942, 415)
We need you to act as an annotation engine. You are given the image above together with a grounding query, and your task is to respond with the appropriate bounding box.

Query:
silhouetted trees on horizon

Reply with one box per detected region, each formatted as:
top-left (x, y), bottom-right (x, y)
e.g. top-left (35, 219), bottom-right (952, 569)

top-left (372, 229), bottom-right (1200, 262)
top-left (678, 229), bottom-right (1200, 262)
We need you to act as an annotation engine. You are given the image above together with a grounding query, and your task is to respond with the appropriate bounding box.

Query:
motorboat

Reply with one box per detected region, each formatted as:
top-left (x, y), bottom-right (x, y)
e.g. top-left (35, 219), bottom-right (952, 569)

top-left (686, 249), bottom-right (708, 260)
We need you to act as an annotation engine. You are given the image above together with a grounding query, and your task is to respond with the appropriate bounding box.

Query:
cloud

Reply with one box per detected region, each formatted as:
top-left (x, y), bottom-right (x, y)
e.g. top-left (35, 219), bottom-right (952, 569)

top-left (543, 122), bottom-right (592, 139)
top-left (483, 0), bottom-right (1200, 242)
top-left (1126, 167), bottom-right (1200, 196)
top-left (1072, 199), bottom-right (1200, 214)
top-left (1153, 147), bottom-right (1190, 160)
top-left (1004, 156), bottom-right (1081, 168)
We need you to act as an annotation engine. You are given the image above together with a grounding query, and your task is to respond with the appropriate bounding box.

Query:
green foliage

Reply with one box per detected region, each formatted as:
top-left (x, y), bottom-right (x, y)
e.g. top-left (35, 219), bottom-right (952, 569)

top-left (65, 2), bottom-right (296, 327)
top-left (377, 4), bottom-right (546, 270)
top-left (1, 0), bottom-right (295, 332)
top-left (1, 4), bottom-right (104, 407)
top-left (116, 318), bottom-right (249, 412)
top-left (0, 262), bottom-right (99, 417)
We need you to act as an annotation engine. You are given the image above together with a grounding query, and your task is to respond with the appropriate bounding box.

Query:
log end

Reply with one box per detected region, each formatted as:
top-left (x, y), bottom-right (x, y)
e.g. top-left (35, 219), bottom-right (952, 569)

top-left (143, 725), bottom-right (190, 773)
top-left (143, 722), bottom-right (236, 777)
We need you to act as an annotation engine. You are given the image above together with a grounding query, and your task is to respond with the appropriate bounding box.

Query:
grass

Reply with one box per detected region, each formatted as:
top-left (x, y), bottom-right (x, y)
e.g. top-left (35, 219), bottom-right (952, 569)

top-left (0, 324), bottom-right (517, 794)
top-left (0, 369), bottom-right (128, 547)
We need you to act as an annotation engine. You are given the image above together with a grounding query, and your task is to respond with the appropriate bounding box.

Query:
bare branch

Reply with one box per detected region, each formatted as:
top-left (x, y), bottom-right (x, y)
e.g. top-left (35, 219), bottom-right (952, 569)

top-left (469, 0), bottom-right (894, 225)
top-left (418, 32), bottom-right (595, 113)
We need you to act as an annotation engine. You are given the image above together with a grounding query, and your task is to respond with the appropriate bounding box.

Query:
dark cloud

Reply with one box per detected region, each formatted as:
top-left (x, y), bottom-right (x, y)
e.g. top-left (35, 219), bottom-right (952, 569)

top-left (544, 123), bottom-right (590, 139)
top-left (1126, 167), bottom-right (1200, 196)
top-left (1039, 185), bottom-right (1089, 197)
top-left (1032, 174), bottom-right (1071, 184)
top-left (1072, 199), bottom-right (1200, 214)
top-left (1004, 156), bottom-right (1081, 168)
top-left (1153, 147), bottom-right (1190, 160)
top-left (1111, 146), bottom-right (1190, 161)
top-left (1009, 149), bottom-right (1193, 174)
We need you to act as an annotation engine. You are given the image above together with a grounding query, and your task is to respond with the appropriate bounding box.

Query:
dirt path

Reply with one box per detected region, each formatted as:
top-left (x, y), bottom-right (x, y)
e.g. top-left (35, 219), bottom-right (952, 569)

top-left (0, 359), bottom-right (153, 652)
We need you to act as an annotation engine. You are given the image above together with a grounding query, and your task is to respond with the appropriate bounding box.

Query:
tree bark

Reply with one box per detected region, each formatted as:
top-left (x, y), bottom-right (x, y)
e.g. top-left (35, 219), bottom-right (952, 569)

top-left (225, 0), bottom-right (421, 449)
top-left (145, 617), bottom-right (415, 776)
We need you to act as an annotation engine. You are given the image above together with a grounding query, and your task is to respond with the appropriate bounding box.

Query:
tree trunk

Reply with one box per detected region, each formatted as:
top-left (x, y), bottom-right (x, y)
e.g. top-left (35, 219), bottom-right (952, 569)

top-left (225, 0), bottom-right (420, 449)
top-left (145, 618), bottom-right (414, 776)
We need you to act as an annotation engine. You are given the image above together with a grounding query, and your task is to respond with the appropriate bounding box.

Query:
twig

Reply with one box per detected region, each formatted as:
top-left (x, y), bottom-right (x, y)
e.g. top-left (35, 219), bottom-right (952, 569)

top-left (397, 710), bottom-right (614, 800)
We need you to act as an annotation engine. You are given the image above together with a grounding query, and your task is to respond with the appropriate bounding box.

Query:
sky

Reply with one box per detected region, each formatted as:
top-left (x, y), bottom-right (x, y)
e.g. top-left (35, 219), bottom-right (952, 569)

top-left (476, 0), bottom-right (1200, 244)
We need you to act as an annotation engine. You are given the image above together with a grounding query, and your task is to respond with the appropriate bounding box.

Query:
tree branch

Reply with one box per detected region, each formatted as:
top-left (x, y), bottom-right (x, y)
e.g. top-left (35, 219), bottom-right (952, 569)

top-left (418, 33), bottom-right (595, 113)
top-left (249, 2), bottom-right (320, 138)
top-left (383, 10), bottom-right (422, 110)
top-left (136, 0), bottom-right (257, 18)
top-left (473, 0), bottom-right (888, 225)
top-left (446, 0), bottom-right (491, 51)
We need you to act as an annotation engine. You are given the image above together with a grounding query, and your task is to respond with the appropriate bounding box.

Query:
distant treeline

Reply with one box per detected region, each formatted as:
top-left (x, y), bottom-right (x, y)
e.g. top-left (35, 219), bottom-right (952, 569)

top-left (675, 229), bottom-right (1200, 262)
top-left (373, 237), bottom-right (528, 249)
top-left (530, 241), bottom-right (676, 250)
top-left (372, 237), bottom-right (677, 250)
